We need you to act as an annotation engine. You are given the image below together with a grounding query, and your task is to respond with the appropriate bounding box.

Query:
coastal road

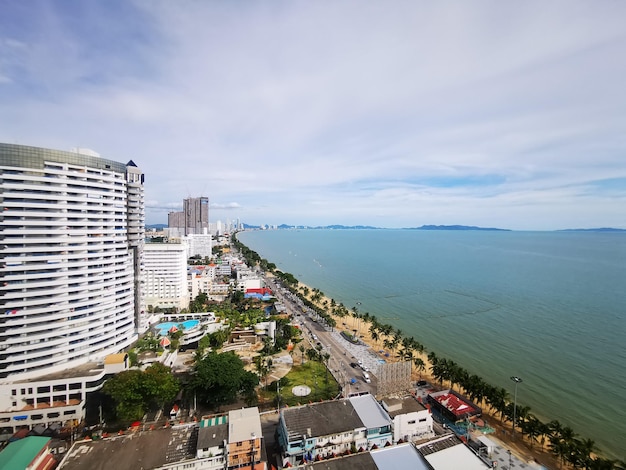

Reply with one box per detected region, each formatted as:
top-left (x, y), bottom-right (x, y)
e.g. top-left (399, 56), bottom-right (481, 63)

top-left (265, 276), bottom-right (378, 396)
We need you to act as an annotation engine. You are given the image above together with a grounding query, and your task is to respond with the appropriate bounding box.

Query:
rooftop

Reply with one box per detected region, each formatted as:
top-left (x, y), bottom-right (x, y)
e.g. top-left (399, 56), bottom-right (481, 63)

top-left (303, 452), bottom-right (378, 470)
top-left (349, 394), bottom-right (391, 429)
top-left (428, 390), bottom-right (480, 419)
top-left (197, 423), bottom-right (228, 450)
top-left (13, 361), bottom-right (104, 383)
top-left (370, 443), bottom-right (430, 470)
top-left (57, 427), bottom-right (197, 470)
top-left (282, 401), bottom-right (364, 441)
top-left (422, 442), bottom-right (490, 469)
top-left (381, 396), bottom-right (427, 418)
top-left (228, 407), bottom-right (262, 444)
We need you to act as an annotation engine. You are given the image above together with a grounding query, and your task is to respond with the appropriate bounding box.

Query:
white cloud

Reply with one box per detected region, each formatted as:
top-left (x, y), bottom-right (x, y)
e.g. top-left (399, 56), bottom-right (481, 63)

top-left (1, 0), bottom-right (625, 229)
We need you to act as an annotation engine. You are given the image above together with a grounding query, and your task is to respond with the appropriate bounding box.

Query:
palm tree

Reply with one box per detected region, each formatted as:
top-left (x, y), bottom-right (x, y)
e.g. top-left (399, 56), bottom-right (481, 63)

top-left (390, 330), bottom-right (402, 352)
top-left (350, 307), bottom-right (359, 330)
top-left (399, 347), bottom-right (414, 363)
top-left (299, 344), bottom-right (305, 364)
top-left (521, 415), bottom-right (542, 449)
top-left (565, 437), bottom-right (595, 469)
top-left (380, 323), bottom-right (394, 340)
top-left (321, 352), bottom-right (331, 383)
top-left (413, 357), bottom-right (426, 379)
top-left (369, 325), bottom-right (380, 346)
top-left (485, 386), bottom-right (509, 423)
top-left (550, 437), bottom-right (571, 469)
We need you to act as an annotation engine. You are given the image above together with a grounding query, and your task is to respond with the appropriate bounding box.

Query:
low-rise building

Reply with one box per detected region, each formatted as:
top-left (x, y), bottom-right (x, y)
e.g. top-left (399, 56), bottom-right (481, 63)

top-left (381, 395), bottom-right (434, 443)
top-left (348, 394), bottom-right (393, 450)
top-left (277, 395), bottom-right (393, 467)
top-left (227, 407), bottom-right (266, 470)
top-left (416, 435), bottom-right (491, 470)
top-left (196, 415), bottom-right (228, 469)
top-left (427, 389), bottom-right (481, 423)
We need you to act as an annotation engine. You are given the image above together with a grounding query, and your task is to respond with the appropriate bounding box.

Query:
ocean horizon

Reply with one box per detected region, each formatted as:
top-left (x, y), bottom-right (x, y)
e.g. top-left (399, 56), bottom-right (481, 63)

top-left (238, 228), bottom-right (626, 460)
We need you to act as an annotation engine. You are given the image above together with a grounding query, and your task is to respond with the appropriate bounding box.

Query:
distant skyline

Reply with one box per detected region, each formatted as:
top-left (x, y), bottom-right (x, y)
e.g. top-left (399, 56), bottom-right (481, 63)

top-left (1, 1), bottom-right (625, 230)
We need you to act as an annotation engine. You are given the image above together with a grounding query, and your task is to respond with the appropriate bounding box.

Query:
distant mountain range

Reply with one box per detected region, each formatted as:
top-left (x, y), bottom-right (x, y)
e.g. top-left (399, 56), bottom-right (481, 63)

top-left (556, 227), bottom-right (626, 232)
top-left (406, 224), bottom-right (510, 231)
top-left (151, 223), bottom-right (624, 232)
top-left (242, 223), bottom-right (509, 231)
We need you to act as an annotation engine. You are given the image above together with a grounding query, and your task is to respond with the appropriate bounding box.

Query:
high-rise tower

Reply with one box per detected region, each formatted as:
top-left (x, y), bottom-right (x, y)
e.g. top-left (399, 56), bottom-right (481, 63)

top-left (0, 143), bottom-right (144, 435)
top-left (183, 196), bottom-right (209, 235)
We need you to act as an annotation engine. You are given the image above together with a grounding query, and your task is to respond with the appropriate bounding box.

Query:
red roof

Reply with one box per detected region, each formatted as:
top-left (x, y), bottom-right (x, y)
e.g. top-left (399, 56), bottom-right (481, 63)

top-left (432, 392), bottom-right (475, 417)
top-left (245, 288), bottom-right (273, 295)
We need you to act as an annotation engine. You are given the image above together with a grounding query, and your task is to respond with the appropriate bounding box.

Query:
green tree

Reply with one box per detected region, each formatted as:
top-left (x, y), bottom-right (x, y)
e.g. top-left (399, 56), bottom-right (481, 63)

top-left (143, 363), bottom-right (181, 410)
top-left (103, 370), bottom-right (146, 421)
top-left (102, 363), bottom-right (180, 421)
top-left (190, 351), bottom-right (259, 409)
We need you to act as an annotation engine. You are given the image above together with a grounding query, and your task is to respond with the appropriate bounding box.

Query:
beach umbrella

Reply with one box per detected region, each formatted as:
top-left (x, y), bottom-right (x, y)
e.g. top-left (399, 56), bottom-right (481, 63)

top-left (160, 337), bottom-right (171, 347)
top-left (169, 325), bottom-right (178, 333)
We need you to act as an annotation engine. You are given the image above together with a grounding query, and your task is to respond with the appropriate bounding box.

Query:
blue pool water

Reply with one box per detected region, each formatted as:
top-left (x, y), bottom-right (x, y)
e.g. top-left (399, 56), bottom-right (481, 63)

top-left (155, 319), bottom-right (199, 336)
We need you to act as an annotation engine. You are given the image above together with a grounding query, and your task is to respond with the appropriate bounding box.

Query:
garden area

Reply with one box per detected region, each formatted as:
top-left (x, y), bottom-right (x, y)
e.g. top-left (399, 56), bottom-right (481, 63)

top-left (259, 360), bottom-right (340, 409)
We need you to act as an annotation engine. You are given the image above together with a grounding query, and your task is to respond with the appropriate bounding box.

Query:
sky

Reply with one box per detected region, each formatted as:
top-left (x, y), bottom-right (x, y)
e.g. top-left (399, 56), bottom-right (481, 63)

top-left (1, 1), bottom-right (625, 230)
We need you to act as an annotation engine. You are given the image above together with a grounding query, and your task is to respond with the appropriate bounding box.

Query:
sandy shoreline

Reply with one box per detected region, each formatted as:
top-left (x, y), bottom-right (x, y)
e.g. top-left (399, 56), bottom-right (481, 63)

top-left (287, 278), bottom-right (561, 469)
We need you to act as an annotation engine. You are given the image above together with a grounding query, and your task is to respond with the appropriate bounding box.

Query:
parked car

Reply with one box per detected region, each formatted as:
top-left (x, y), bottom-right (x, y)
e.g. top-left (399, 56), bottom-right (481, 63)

top-left (417, 380), bottom-right (428, 387)
top-left (350, 362), bottom-right (358, 368)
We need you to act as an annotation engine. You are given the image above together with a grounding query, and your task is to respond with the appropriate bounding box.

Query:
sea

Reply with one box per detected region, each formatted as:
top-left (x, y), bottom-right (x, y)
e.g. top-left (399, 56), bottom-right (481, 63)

top-left (237, 229), bottom-right (626, 459)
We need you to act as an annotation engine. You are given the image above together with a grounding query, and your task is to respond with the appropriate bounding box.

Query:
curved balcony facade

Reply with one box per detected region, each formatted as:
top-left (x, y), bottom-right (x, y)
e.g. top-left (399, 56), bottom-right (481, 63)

top-left (0, 144), bottom-right (145, 433)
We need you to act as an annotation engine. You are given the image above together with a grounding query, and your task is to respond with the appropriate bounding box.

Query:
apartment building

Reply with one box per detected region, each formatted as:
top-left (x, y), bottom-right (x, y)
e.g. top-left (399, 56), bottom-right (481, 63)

top-left (0, 143), bottom-right (144, 437)
top-left (144, 243), bottom-right (190, 311)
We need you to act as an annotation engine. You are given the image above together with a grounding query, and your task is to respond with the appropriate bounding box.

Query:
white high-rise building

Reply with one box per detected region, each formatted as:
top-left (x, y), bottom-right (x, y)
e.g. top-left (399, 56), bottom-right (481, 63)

top-left (184, 230), bottom-right (213, 259)
top-left (144, 243), bottom-right (190, 311)
top-left (0, 143), bottom-right (144, 437)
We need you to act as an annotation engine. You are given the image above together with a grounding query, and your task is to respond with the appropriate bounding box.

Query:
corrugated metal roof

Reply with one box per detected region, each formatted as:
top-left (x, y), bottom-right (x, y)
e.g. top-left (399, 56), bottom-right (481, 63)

top-left (349, 394), bottom-right (391, 430)
top-left (370, 443), bottom-right (430, 470)
top-left (0, 436), bottom-right (50, 469)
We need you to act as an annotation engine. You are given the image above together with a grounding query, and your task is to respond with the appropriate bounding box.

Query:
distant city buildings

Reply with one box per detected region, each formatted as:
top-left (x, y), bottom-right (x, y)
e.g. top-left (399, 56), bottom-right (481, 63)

top-left (168, 196), bottom-right (209, 237)
top-left (0, 143), bottom-right (145, 438)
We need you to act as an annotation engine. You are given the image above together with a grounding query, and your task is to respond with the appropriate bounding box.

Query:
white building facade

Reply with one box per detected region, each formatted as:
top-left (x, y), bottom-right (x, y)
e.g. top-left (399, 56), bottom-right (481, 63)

top-left (144, 243), bottom-right (190, 310)
top-left (184, 231), bottom-right (213, 259)
top-left (0, 143), bottom-right (144, 437)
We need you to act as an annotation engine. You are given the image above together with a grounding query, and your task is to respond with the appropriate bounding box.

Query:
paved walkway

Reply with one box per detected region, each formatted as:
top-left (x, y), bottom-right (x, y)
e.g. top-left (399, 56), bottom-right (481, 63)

top-left (487, 435), bottom-right (546, 469)
top-left (267, 353), bottom-right (293, 383)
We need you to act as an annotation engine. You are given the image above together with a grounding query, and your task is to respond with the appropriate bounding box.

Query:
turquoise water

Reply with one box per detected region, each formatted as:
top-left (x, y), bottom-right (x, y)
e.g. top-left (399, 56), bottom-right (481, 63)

top-left (155, 319), bottom-right (199, 336)
top-left (238, 229), bottom-right (626, 459)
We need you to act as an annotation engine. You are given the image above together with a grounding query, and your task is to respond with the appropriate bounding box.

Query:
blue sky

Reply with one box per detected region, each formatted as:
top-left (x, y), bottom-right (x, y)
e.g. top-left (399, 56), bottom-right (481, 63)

top-left (1, 0), bottom-right (625, 230)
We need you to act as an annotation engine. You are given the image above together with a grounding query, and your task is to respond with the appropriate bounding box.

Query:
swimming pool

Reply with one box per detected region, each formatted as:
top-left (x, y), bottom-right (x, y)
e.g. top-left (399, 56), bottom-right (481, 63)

top-left (155, 319), bottom-right (200, 336)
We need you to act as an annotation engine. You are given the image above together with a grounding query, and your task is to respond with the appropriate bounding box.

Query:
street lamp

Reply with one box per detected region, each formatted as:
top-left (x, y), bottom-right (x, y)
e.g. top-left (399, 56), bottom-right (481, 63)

top-left (510, 376), bottom-right (523, 438)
